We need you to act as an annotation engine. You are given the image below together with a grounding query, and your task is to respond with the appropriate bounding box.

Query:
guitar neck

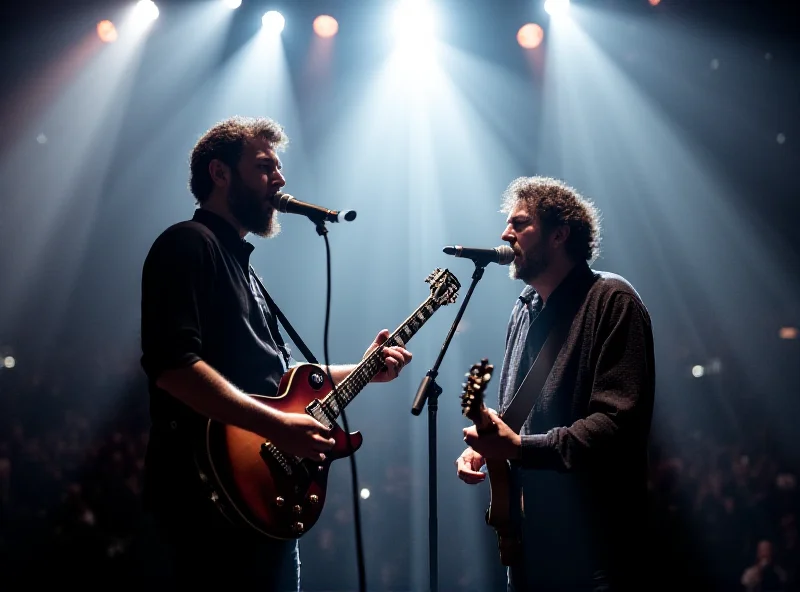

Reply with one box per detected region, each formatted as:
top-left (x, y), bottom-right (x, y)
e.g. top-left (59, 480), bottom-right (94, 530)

top-left (319, 296), bottom-right (441, 421)
top-left (471, 404), bottom-right (495, 432)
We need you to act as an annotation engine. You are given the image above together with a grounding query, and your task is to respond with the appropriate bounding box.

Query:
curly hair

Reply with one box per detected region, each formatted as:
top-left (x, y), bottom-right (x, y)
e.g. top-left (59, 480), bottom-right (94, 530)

top-left (189, 116), bottom-right (289, 204)
top-left (501, 176), bottom-right (602, 263)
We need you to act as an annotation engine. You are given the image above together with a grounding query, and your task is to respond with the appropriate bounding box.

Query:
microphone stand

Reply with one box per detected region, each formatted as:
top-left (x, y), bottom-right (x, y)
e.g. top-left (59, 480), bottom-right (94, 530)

top-left (303, 212), bottom-right (368, 592)
top-left (411, 260), bottom-right (489, 592)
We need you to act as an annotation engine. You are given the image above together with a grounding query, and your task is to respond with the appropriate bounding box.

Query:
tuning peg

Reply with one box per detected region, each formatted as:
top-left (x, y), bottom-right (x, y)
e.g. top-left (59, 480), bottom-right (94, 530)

top-left (425, 268), bottom-right (443, 283)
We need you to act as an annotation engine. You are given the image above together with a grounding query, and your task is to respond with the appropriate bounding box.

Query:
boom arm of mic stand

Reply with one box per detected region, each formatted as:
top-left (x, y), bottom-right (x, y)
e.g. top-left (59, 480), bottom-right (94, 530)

top-left (411, 263), bottom-right (487, 415)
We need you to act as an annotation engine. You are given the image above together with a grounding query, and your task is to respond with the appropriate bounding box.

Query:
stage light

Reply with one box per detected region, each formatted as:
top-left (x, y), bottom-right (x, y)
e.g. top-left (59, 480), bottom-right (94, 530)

top-left (649, 0), bottom-right (661, 6)
top-left (392, 0), bottom-right (436, 47)
top-left (780, 326), bottom-right (798, 339)
top-left (313, 15), bottom-right (339, 38)
top-left (97, 20), bottom-right (118, 43)
top-left (262, 11), bottom-right (285, 34)
top-left (133, 0), bottom-right (160, 25)
top-left (777, 133), bottom-right (786, 145)
top-left (3, 356), bottom-right (15, 369)
top-left (360, 488), bottom-right (370, 499)
top-left (691, 365), bottom-right (705, 378)
top-left (222, 0), bottom-right (242, 8)
top-left (544, 0), bottom-right (570, 18)
top-left (517, 23), bottom-right (544, 49)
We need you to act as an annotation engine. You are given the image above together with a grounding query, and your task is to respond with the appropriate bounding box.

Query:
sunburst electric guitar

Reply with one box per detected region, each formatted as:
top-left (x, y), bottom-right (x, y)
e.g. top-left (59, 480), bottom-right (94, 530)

top-left (460, 358), bottom-right (523, 566)
top-left (196, 268), bottom-right (461, 540)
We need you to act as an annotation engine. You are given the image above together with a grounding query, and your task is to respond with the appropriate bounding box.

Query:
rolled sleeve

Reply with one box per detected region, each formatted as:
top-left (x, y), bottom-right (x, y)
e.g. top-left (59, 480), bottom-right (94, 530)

top-left (140, 224), bottom-right (216, 382)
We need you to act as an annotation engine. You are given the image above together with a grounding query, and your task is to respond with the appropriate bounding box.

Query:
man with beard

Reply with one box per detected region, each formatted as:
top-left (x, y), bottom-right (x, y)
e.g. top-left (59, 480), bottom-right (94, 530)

top-left (140, 117), bottom-right (412, 588)
top-left (455, 177), bottom-right (655, 591)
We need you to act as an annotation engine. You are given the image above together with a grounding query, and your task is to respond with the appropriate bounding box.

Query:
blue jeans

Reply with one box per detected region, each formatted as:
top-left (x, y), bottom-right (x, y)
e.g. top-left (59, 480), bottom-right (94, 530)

top-left (161, 524), bottom-right (300, 590)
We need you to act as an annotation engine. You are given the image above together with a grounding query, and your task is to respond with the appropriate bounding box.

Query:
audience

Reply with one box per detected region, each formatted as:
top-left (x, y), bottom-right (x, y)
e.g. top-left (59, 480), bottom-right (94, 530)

top-left (0, 353), bottom-right (797, 590)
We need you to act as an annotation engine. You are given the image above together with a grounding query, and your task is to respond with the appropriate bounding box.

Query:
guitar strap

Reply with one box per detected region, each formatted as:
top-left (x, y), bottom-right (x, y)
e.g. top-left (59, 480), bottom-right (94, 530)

top-left (249, 266), bottom-right (320, 365)
top-left (501, 270), bottom-right (595, 434)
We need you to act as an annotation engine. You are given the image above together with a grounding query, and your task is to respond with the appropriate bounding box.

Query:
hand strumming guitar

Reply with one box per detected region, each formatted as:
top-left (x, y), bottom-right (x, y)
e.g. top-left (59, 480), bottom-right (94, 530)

top-left (455, 448), bottom-right (486, 485)
top-left (267, 409), bottom-right (336, 462)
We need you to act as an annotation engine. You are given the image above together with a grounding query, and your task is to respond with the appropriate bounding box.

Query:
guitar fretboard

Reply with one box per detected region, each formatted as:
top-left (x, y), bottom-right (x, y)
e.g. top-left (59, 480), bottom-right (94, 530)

top-left (319, 297), bottom-right (440, 420)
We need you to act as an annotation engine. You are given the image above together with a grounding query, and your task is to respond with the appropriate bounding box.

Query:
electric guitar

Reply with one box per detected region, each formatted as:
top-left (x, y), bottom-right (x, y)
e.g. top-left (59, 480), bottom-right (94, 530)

top-left (460, 358), bottom-right (523, 566)
top-left (196, 268), bottom-right (461, 539)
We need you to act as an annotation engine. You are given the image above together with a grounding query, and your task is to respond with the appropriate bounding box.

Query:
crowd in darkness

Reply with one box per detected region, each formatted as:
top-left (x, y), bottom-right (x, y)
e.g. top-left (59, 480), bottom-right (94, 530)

top-left (0, 354), bottom-right (797, 591)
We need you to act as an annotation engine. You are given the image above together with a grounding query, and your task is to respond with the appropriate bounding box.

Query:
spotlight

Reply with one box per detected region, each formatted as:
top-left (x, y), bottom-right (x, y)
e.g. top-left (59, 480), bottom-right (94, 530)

top-left (544, 0), bottom-right (570, 17)
top-left (780, 326), bottom-right (798, 339)
top-left (649, 0), bottom-right (661, 5)
top-left (222, 0), bottom-right (242, 8)
top-left (133, 0), bottom-right (160, 24)
top-left (3, 356), bottom-right (15, 369)
top-left (691, 365), bottom-right (705, 378)
top-left (262, 11), bottom-right (285, 34)
top-left (360, 488), bottom-right (370, 499)
top-left (392, 0), bottom-right (436, 47)
top-left (97, 20), bottom-right (118, 43)
top-left (517, 23), bottom-right (544, 49)
top-left (313, 15), bottom-right (339, 38)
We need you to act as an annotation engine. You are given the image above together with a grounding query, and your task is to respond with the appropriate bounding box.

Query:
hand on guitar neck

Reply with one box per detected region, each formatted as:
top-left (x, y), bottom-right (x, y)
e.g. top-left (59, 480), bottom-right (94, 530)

top-left (455, 358), bottom-right (524, 567)
top-left (457, 359), bottom-right (522, 464)
top-left (462, 408), bottom-right (521, 461)
top-left (456, 359), bottom-right (493, 484)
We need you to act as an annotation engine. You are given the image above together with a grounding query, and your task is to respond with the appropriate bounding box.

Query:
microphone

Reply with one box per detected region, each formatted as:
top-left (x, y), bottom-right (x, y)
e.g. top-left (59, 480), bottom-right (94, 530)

top-left (273, 192), bottom-right (357, 224)
top-left (442, 245), bottom-right (515, 266)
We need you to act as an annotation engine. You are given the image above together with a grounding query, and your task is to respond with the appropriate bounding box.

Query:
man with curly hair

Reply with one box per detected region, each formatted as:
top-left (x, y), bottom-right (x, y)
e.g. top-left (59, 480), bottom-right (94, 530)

top-left (140, 116), bottom-right (412, 588)
top-left (455, 177), bottom-right (655, 591)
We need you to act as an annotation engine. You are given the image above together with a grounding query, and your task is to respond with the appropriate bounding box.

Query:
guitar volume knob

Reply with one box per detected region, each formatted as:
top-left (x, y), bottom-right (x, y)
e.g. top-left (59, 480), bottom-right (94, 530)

top-left (275, 497), bottom-right (285, 507)
top-left (309, 494), bottom-right (319, 505)
top-left (293, 505), bottom-right (302, 514)
top-left (292, 522), bottom-right (304, 533)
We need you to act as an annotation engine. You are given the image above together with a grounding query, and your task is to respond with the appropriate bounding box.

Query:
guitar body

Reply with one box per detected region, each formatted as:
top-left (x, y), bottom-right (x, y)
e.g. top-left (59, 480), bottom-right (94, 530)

top-left (484, 455), bottom-right (522, 566)
top-left (461, 360), bottom-right (523, 566)
top-left (203, 364), bottom-right (362, 540)
top-left (196, 268), bottom-right (461, 540)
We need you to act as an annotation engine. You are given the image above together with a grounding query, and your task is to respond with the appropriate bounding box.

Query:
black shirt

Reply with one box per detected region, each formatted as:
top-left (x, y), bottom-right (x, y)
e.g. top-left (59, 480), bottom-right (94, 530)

top-left (140, 209), bottom-right (291, 520)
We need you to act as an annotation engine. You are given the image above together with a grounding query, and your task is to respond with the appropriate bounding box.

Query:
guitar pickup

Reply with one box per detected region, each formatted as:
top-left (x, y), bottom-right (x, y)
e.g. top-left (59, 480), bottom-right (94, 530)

top-left (305, 399), bottom-right (335, 429)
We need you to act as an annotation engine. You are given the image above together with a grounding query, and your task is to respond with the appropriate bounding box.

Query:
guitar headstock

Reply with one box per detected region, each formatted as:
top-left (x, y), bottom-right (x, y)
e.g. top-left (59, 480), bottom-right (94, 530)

top-left (460, 358), bottom-right (494, 423)
top-left (425, 268), bottom-right (460, 306)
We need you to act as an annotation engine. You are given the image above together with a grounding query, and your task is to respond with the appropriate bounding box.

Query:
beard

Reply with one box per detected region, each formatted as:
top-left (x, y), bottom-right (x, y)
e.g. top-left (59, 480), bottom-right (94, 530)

top-left (509, 235), bottom-right (550, 283)
top-left (228, 171), bottom-right (281, 238)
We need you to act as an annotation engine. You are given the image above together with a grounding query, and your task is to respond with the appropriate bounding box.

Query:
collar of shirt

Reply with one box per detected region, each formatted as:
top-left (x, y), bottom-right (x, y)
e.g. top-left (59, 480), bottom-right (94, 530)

top-left (498, 260), bottom-right (595, 414)
top-left (192, 208), bottom-right (255, 267)
top-left (519, 260), bottom-right (594, 316)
